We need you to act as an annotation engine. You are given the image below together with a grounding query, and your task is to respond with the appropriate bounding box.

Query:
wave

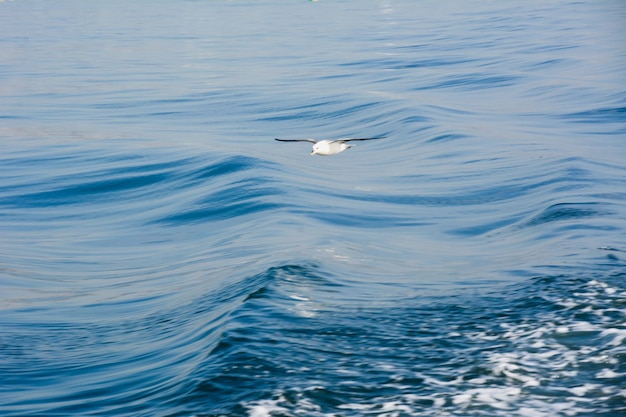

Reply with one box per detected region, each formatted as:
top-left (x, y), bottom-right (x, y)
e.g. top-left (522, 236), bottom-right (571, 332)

top-left (6, 256), bottom-right (623, 416)
top-left (182, 264), bottom-right (626, 417)
top-left (2, 1), bottom-right (626, 416)
top-left (2, 133), bottom-right (624, 417)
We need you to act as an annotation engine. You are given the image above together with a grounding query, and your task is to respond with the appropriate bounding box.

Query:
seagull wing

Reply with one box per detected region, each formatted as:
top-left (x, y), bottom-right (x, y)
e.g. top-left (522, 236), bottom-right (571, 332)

top-left (275, 138), bottom-right (318, 144)
top-left (332, 137), bottom-right (386, 143)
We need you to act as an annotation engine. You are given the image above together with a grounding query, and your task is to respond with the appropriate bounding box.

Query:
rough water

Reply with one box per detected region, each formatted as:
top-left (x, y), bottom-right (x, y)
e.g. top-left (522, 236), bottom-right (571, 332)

top-left (1, 1), bottom-right (625, 416)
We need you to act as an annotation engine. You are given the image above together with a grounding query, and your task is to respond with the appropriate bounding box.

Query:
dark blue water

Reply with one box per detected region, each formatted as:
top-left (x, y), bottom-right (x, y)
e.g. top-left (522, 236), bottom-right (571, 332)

top-left (1, 1), bottom-right (625, 416)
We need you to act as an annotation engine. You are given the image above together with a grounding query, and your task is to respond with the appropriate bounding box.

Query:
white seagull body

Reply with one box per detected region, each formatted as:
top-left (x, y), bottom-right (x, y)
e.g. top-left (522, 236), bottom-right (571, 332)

top-left (275, 137), bottom-right (385, 156)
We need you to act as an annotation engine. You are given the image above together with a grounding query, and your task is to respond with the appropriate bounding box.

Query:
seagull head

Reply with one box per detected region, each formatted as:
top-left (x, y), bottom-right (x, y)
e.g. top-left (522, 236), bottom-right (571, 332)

top-left (311, 142), bottom-right (322, 156)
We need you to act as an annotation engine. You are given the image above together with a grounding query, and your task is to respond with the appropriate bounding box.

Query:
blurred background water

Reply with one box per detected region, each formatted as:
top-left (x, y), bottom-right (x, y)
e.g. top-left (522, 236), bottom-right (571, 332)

top-left (1, 1), bottom-right (625, 416)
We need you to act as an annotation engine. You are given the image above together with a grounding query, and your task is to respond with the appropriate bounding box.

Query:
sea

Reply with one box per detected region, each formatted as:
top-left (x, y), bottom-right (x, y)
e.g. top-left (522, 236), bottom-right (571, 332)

top-left (1, 1), bottom-right (625, 416)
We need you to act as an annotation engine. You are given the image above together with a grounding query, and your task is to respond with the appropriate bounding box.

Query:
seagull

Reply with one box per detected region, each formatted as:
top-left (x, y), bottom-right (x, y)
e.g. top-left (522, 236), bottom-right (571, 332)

top-left (275, 137), bottom-right (385, 156)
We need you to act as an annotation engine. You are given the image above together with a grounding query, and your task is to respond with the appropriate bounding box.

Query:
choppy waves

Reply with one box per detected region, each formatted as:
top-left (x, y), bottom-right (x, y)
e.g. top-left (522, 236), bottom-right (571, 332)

top-left (238, 268), bottom-right (626, 417)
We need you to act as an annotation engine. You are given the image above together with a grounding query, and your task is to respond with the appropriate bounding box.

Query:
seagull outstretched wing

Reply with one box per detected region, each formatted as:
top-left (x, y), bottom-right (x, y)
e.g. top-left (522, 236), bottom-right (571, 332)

top-left (331, 137), bottom-right (385, 143)
top-left (275, 137), bottom-right (385, 143)
top-left (275, 138), bottom-right (318, 143)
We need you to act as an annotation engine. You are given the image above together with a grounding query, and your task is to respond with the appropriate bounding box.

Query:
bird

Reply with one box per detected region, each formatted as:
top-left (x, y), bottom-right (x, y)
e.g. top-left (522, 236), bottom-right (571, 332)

top-left (275, 137), bottom-right (385, 156)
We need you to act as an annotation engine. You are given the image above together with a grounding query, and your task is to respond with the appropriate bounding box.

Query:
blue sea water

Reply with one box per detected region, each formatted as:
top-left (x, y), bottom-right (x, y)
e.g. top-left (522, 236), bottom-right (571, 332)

top-left (1, 0), bottom-right (625, 416)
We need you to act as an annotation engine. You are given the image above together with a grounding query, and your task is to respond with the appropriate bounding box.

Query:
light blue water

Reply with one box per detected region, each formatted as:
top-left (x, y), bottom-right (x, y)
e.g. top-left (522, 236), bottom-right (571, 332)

top-left (1, 1), bottom-right (625, 416)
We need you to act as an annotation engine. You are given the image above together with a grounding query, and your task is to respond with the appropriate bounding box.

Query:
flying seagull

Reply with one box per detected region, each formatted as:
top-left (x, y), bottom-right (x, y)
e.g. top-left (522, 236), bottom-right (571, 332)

top-left (275, 137), bottom-right (385, 156)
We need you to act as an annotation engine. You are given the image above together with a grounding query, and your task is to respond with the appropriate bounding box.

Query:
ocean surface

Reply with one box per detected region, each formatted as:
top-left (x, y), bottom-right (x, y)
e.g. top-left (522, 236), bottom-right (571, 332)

top-left (1, 1), bottom-right (625, 416)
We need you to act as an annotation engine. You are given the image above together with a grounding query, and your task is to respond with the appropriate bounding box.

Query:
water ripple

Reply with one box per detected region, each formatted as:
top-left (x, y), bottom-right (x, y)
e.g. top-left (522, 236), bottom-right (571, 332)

top-left (2, 1), bottom-right (626, 416)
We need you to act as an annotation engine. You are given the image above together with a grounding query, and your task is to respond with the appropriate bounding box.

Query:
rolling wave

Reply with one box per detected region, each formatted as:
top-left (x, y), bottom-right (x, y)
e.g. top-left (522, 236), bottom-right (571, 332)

top-left (185, 264), bottom-right (626, 417)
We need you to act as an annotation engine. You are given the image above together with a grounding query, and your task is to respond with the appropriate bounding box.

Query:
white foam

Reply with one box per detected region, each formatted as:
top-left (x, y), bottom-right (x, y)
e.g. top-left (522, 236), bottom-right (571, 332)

top-left (452, 387), bottom-right (522, 408)
top-left (337, 403), bottom-right (372, 411)
top-left (517, 406), bottom-right (547, 417)
top-left (596, 369), bottom-right (621, 379)
top-left (247, 399), bottom-right (290, 417)
top-left (601, 328), bottom-right (626, 346)
top-left (242, 278), bottom-right (624, 417)
top-left (381, 401), bottom-right (412, 413)
top-left (568, 383), bottom-right (598, 396)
